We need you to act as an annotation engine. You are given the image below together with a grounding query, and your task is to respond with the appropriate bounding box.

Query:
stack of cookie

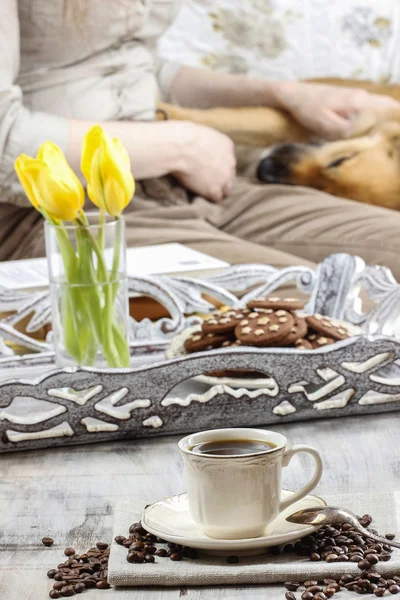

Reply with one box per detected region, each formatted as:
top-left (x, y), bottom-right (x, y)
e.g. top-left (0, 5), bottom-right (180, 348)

top-left (184, 296), bottom-right (353, 354)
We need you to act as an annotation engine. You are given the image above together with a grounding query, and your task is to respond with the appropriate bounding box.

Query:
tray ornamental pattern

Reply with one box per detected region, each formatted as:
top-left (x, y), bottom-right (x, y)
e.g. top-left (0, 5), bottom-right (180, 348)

top-left (1, 335), bottom-right (400, 453)
top-left (1, 252), bottom-right (400, 452)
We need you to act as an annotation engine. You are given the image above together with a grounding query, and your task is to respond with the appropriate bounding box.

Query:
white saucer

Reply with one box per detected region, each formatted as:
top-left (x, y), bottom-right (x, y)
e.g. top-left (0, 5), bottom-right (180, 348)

top-left (142, 490), bottom-right (326, 556)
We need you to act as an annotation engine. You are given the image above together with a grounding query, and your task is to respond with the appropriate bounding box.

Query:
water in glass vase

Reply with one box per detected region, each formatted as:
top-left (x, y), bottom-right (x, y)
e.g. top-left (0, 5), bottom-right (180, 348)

top-left (45, 213), bottom-right (130, 368)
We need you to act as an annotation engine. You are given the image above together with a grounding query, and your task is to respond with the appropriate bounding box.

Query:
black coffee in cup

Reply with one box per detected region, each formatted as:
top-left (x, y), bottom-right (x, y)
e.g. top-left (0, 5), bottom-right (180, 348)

top-left (190, 439), bottom-right (276, 456)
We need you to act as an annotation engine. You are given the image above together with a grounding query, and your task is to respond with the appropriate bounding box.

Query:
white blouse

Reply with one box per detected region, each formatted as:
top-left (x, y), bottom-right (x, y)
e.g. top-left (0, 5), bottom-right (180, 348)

top-left (0, 0), bottom-right (182, 205)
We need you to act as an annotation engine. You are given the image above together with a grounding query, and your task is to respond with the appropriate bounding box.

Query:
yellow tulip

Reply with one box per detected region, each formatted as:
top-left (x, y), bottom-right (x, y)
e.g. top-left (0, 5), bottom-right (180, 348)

top-left (15, 143), bottom-right (84, 221)
top-left (81, 125), bottom-right (135, 217)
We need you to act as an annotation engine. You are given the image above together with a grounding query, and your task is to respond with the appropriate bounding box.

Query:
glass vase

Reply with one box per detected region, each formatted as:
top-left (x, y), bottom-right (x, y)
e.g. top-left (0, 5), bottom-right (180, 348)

top-left (45, 213), bottom-right (130, 368)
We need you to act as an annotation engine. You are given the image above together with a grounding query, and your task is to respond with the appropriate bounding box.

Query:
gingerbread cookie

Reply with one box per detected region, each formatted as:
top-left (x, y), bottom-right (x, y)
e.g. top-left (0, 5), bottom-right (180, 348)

top-left (307, 332), bottom-right (335, 349)
top-left (306, 314), bottom-right (351, 341)
top-left (247, 296), bottom-right (305, 311)
top-left (235, 310), bottom-right (294, 346)
top-left (273, 315), bottom-right (308, 346)
top-left (202, 309), bottom-right (250, 334)
top-left (184, 329), bottom-right (231, 353)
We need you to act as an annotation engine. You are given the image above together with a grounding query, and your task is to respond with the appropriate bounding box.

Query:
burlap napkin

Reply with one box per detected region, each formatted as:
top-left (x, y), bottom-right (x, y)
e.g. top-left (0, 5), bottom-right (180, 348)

top-left (108, 492), bottom-right (400, 587)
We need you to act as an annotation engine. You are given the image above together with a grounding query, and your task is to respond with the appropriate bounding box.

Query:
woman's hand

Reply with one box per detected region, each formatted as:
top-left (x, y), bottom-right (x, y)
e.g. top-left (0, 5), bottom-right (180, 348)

top-left (276, 81), bottom-right (400, 139)
top-left (172, 121), bottom-right (236, 203)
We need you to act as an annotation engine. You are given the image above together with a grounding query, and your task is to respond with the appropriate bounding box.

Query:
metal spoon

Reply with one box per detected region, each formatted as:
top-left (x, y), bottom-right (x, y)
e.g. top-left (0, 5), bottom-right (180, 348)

top-left (286, 506), bottom-right (400, 550)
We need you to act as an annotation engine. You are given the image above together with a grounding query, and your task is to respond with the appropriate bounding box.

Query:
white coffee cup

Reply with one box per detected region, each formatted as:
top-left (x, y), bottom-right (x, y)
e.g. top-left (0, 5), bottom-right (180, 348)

top-left (178, 427), bottom-right (323, 540)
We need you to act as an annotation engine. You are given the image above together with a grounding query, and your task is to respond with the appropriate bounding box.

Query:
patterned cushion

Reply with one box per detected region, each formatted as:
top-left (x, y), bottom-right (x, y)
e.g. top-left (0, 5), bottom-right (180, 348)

top-left (160, 0), bottom-right (399, 83)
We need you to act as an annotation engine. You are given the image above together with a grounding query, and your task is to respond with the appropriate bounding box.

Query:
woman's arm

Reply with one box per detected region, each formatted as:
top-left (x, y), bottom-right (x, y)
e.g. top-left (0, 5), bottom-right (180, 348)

top-left (168, 66), bottom-right (285, 110)
top-left (168, 66), bottom-right (400, 138)
top-left (0, 1), bottom-right (234, 205)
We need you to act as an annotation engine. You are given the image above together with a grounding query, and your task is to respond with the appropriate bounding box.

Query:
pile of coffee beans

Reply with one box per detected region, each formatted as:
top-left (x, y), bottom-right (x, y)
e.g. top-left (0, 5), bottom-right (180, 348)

top-left (280, 514), bottom-right (398, 598)
top-left (46, 542), bottom-right (110, 598)
top-left (115, 521), bottom-right (199, 563)
top-left (44, 513), bottom-right (397, 598)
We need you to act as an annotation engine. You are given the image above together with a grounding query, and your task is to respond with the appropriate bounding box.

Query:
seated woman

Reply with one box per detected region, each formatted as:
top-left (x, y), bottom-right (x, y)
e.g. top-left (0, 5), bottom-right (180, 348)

top-left (2, 0), bottom-right (400, 279)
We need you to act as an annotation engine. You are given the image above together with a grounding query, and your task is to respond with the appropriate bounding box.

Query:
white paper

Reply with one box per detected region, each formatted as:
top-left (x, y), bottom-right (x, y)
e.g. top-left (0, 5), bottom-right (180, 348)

top-left (0, 243), bottom-right (229, 290)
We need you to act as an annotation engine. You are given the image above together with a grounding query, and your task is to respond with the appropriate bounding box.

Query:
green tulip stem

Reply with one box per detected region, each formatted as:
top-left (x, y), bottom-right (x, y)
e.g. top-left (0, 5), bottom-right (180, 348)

top-left (75, 215), bottom-right (128, 368)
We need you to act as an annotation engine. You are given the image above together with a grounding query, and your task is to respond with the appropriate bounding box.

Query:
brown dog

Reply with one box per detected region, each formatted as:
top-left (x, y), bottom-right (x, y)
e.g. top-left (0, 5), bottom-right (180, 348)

top-left (158, 79), bottom-right (400, 210)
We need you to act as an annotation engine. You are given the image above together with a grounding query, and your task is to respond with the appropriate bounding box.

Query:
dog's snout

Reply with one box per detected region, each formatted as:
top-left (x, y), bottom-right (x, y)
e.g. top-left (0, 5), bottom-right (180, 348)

top-left (257, 143), bottom-right (306, 184)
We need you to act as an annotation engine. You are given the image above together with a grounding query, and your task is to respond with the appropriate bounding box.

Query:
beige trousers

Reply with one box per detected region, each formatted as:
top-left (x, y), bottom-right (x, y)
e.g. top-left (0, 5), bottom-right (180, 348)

top-left (2, 174), bottom-right (400, 280)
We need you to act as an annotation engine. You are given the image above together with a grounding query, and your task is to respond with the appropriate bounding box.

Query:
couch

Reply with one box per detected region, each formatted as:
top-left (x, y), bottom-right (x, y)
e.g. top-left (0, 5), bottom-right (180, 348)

top-left (160, 0), bottom-right (399, 84)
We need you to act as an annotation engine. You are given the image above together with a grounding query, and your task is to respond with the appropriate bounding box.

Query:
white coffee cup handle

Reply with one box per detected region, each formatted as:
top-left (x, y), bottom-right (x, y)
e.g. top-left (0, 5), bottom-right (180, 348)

top-left (279, 444), bottom-right (323, 513)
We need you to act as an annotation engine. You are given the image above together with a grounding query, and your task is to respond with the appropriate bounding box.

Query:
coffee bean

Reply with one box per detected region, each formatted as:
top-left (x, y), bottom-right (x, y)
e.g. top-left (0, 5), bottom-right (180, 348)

top-left (227, 555), bottom-right (239, 564)
top-left (60, 586), bottom-right (75, 597)
top-left (285, 593), bottom-right (296, 600)
top-left (130, 551), bottom-right (145, 563)
top-left (324, 579), bottom-right (338, 586)
top-left (53, 582), bottom-right (64, 591)
top-left (96, 542), bottom-right (108, 551)
top-left (42, 537), bottom-right (55, 547)
top-left (386, 533), bottom-right (396, 540)
top-left (305, 585), bottom-right (321, 593)
top-left (284, 582), bottom-right (300, 591)
top-left (54, 572), bottom-right (64, 582)
top-left (324, 589), bottom-right (336, 598)
top-left (187, 548), bottom-right (199, 559)
top-left (74, 583), bottom-right (86, 593)
top-left (374, 589), bottom-right (386, 597)
top-left (155, 548), bottom-right (168, 557)
top-left (310, 552), bottom-right (321, 561)
top-left (123, 540), bottom-right (132, 548)
top-left (146, 545), bottom-right (157, 555)
top-left (326, 553), bottom-right (339, 562)
top-left (358, 559), bottom-right (371, 570)
top-left (130, 543), bottom-right (145, 552)
top-left (390, 586), bottom-right (400, 595)
top-left (352, 536), bottom-right (364, 545)
top-left (366, 554), bottom-right (379, 565)
top-left (387, 580), bottom-right (397, 587)
top-left (64, 548), bottom-right (75, 557)
top-left (49, 592), bottom-right (61, 599)
top-left (314, 594), bottom-right (327, 600)
top-left (114, 535), bottom-right (126, 545)
top-left (170, 553), bottom-right (182, 561)
top-left (380, 552), bottom-right (392, 561)
top-left (383, 544), bottom-right (393, 552)
top-left (344, 582), bottom-right (358, 591)
top-left (47, 569), bottom-right (57, 579)
top-left (359, 514), bottom-right (373, 526)
top-left (304, 581), bottom-right (318, 587)
top-left (96, 581), bottom-right (110, 589)
top-left (144, 554), bottom-right (155, 563)
top-left (352, 585), bottom-right (364, 594)
top-left (301, 593), bottom-right (314, 600)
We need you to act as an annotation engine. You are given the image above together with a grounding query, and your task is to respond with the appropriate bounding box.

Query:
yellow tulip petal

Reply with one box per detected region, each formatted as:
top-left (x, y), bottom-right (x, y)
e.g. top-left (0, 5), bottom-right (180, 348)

top-left (81, 125), bottom-right (103, 182)
top-left (99, 136), bottom-right (133, 197)
top-left (81, 124), bottom-right (134, 217)
top-left (103, 177), bottom-right (127, 217)
top-left (88, 149), bottom-right (107, 211)
top-left (112, 138), bottom-right (132, 170)
top-left (38, 142), bottom-right (85, 210)
top-left (36, 167), bottom-right (82, 221)
top-left (14, 154), bottom-right (46, 210)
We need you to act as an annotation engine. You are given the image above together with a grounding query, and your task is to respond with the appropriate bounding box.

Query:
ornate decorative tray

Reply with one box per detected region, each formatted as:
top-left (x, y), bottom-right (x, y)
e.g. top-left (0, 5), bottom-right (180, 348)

top-left (1, 252), bottom-right (400, 453)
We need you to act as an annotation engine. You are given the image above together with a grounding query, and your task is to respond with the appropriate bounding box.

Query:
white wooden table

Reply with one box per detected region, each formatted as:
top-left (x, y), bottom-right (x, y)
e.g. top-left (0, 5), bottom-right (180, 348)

top-left (1, 411), bottom-right (398, 599)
